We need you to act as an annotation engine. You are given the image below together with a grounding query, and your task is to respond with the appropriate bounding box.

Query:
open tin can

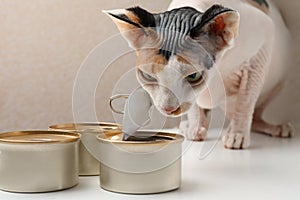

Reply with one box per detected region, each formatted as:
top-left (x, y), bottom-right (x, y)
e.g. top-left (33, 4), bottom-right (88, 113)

top-left (81, 129), bottom-right (184, 194)
top-left (48, 122), bottom-right (121, 176)
top-left (0, 130), bottom-right (80, 193)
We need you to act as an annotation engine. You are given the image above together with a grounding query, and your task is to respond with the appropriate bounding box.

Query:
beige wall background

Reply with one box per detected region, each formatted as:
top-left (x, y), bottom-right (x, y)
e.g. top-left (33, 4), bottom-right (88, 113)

top-left (0, 0), bottom-right (299, 132)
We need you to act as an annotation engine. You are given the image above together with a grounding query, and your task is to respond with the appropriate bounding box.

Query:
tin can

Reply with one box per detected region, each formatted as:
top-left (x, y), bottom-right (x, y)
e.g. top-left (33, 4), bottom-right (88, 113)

top-left (48, 123), bottom-right (121, 176)
top-left (0, 130), bottom-right (80, 193)
top-left (90, 130), bottom-right (184, 194)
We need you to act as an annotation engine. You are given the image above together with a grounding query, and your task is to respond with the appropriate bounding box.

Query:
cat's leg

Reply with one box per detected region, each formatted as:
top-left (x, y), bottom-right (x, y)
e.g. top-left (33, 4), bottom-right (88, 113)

top-left (180, 103), bottom-right (209, 141)
top-left (223, 68), bottom-right (252, 149)
top-left (252, 119), bottom-right (294, 137)
top-left (223, 60), bottom-right (266, 149)
top-left (223, 45), bottom-right (277, 149)
top-left (252, 83), bottom-right (295, 137)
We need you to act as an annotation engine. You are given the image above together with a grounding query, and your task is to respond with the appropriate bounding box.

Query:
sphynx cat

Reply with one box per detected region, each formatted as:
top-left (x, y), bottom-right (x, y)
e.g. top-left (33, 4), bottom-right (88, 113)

top-left (105, 0), bottom-right (294, 149)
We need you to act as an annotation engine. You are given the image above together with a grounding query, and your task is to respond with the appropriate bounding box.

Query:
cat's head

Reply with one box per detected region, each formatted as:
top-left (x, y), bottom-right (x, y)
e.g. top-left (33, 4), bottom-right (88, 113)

top-left (105, 5), bottom-right (239, 117)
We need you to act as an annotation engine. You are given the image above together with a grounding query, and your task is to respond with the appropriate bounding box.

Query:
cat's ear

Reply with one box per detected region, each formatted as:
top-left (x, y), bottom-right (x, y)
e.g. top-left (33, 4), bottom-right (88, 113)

top-left (103, 6), bottom-right (156, 49)
top-left (190, 4), bottom-right (239, 52)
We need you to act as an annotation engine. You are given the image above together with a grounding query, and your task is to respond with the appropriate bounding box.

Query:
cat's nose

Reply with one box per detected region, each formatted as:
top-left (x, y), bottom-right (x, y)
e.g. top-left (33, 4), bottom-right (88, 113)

top-left (162, 106), bottom-right (178, 114)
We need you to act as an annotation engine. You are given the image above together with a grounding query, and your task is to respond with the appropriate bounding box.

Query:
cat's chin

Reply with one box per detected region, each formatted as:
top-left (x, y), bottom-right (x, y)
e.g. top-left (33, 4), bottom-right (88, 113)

top-left (159, 110), bottom-right (186, 117)
top-left (157, 102), bottom-right (191, 117)
top-left (159, 111), bottom-right (185, 118)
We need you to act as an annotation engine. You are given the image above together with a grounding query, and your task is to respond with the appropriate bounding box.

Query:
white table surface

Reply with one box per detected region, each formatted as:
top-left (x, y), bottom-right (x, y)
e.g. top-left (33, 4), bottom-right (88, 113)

top-left (1, 128), bottom-right (299, 200)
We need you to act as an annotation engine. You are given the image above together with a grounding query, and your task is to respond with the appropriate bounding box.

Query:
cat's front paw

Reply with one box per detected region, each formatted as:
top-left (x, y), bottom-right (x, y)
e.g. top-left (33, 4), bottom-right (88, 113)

top-left (180, 120), bottom-right (207, 141)
top-left (222, 132), bottom-right (250, 149)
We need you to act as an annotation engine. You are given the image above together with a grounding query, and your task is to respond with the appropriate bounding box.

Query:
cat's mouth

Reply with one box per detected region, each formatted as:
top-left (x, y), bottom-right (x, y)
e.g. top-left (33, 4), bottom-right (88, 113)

top-left (162, 102), bottom-right (191, 117)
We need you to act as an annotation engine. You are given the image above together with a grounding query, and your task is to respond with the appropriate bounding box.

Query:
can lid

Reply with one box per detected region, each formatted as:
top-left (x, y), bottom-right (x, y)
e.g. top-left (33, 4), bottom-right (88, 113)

top-left (97, 131), bottom-right (184, 145)
top-left (0, 131), bottom-right (80, 144)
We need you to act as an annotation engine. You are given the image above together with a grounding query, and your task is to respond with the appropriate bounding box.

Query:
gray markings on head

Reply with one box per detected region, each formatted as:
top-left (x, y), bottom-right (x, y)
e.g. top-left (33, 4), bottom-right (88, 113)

top-left (153, 7), bottom-right (215, 69)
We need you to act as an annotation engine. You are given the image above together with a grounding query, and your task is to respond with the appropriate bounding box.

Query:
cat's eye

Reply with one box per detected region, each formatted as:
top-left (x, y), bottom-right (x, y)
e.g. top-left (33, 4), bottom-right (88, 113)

top-left (185, 71), bottom-right (204, 84)
top-left (140, 70), bottom-right (157, 82)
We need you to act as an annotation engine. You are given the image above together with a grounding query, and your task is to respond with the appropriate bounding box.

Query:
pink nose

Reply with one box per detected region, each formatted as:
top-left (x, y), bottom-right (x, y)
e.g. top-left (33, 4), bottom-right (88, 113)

top-left (162, 106), bottom-right (178, 114)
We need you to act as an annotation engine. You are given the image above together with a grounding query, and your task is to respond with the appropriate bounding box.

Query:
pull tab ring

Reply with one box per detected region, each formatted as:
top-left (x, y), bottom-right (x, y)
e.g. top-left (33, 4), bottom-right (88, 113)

top-left (108, 94), bottom-right (129, 114)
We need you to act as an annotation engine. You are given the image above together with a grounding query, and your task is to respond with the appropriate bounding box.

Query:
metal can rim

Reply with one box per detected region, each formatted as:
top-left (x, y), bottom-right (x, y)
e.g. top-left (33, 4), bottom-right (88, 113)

top-left (48, 122), bottom-right (122, 132)
top-left (0, 130), bottom-right (80, 144)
